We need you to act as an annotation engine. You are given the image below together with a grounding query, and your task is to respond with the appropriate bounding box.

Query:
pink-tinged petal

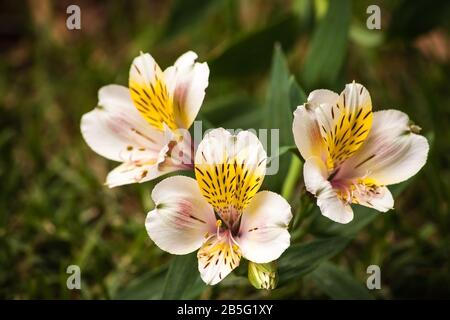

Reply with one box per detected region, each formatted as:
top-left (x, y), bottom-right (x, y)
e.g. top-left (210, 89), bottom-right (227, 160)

top-left (337, 109), bottom-right (429, 185)
top-left (164, 51), bottom-right (209, 129)
top-left (159, 126), bottom-right (195, 171)
top-left (293, 104), bottom-right (328, 161)
top-left (197, 231), bottom-right (241, 285)
top-left (353, 185), bottom-right (394, 212)
top-left (81, 85), bottom-right (166, 163)
top-left (82, 88), bottom-right (190, 187)
top-left (105, 157), bottom-right (166, 188)
top-left (237, 191), bottom-right (292, 263)
top-left (292, 88), bottom-right (339, 161)
top-left (304, 156), bottom-right (354, 224)
top-left (145, 176), bottom-right (216, 255)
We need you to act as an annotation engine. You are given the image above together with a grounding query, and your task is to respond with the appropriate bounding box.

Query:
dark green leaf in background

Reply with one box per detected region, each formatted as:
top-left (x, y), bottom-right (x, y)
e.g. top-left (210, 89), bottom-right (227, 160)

top-left (209, 14), bottom-right (300, 77)
top-left (262, 45), bottom-right (296, 192)
top-left (308, 261), bottom-right (374, 300)
top-left (289, 76), bottom-right (307, 111)
top-left (278, 236), bottom-right (349, 286)
top-left (163, 0), bottom-right (219, 39)
top-left (162, 253), bottom-right (206, 299)
top-left (114, 267), bottom-right (167, 300)
top-left (300, 0), bottom-right (351, 90)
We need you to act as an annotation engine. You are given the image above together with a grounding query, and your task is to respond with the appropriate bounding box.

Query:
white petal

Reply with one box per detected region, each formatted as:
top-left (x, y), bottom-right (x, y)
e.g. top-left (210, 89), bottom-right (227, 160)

top-left (197, 231), bottom-right (241, 285)
top-left (80, 84), bottom-right (166, 162)
top-left (307, 89), bottom-right (339, 106)
top-left (237, 191), bottom-right (292, 263)
top-left (338, 109), bottom-right (429, 185)
top-left (174, 51), bottom-right (199, 68)
top-left (292, 105), bottom-right (328, 161)
top-left (354, 186), bottom-right (394, 212)
top-left (106, 157), bottom-right (164, 188)
top-left (145, 176), bottom-right (216, 255)
top-left (317, 188), bottom-right (354, 224)
top-left (164, 51), bottom-right (209, 129)
top-left (194, 128), bottom-right (267, 222)
top-left (304, 156), bottom-right (354, 224)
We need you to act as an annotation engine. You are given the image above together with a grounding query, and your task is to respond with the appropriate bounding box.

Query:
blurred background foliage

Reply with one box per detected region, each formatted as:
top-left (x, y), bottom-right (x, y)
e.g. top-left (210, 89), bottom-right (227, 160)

top-left (0, 0), bottom-right (449, 299)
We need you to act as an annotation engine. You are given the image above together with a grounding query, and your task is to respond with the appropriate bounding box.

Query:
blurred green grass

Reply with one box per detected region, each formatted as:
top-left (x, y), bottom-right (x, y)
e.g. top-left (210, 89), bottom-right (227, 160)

top-left (0, 0), bottom-right (449, 299)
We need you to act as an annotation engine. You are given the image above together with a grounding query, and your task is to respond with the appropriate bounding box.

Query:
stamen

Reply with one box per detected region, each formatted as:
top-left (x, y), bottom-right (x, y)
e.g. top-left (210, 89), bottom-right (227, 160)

top-left (216, 219), bottom-right (222, 239)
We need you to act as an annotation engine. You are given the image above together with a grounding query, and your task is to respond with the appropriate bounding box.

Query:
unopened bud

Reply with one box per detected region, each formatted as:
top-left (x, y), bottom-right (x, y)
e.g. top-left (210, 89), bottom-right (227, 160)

top-left (248, 261), bottom-right (278, 290)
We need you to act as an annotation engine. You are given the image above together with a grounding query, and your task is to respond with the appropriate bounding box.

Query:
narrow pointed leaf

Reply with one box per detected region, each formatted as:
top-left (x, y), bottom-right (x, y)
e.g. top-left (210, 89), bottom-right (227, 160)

top-left (162, 253), bottom-right (206, 299)
top-left (301, 0), bottom-right (351, 90)
top-left (308, 261), bottom-right (375, 300)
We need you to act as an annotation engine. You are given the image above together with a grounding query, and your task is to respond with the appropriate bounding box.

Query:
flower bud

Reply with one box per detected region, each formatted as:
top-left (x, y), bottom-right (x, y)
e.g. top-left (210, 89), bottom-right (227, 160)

top-left (248, 261), bottom-right (278, 290)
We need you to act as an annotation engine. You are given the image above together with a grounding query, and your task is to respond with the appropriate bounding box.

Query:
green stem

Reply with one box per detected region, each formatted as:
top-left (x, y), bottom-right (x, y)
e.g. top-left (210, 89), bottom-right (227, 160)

top-left (281, 156), bottom-right (302, 201)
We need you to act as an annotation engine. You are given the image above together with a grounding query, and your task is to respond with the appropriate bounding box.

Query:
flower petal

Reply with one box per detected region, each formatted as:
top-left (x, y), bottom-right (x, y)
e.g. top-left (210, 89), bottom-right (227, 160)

top-left (195, 128), bottom-right (267, 223)
top-left (315, 82), bottom-right (373, 169)
top-left (337, 109), bottom-right (429, 185)
top-left (293, 104), bottom-right (328, 161)
top-left (105, 158), bottom-right (164, 188)
top-left (197, 231), bottom-right (241, 285)
top-left (353, 185), bottom-right (394, 212)
top-left (145, 176), bottom-right (216, 255)
top-left (304, 156), bottom-right (354, 224)
top-left (164, 51), bottom-right (209, 129)
top-left (307, 89), bottom-right (339, 106)
top-left (292, 90), bottom-right (338, 161)
top-left (129, 53), bottom-right (177, 131)
top-left (81, 84), bottom-right (167, 162)
top-left (237, 191), bottom-right (292, 263)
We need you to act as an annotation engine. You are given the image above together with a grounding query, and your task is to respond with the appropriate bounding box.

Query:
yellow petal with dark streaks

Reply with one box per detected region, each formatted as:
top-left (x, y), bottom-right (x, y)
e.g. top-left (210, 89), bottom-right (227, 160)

top-left (194, 129), bottom-right (267, 224)
top-left (316, 82), bottom-right (373, 170)
top-left (129, 53), bottom-right (177, 131)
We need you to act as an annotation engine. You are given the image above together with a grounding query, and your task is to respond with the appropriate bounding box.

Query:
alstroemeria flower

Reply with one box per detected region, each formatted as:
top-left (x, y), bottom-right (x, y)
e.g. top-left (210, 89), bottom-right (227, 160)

top-left (81, 51), bottom-right (209, 187)
top-left (145, 128), bottom-right (292, 285)
top-left (293, 82), bottom-right (429, 224)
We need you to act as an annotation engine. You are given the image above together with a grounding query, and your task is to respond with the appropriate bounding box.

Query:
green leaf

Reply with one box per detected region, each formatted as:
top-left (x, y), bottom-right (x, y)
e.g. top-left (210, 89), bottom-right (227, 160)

top-left (263, 44), bottom-right (294, 146)
top-left (289, 76), bottom-right (307, 111)
top-left (200, 93), bottom-right (259, 127)
top-left (308, 261), bottom-right (374, 300)
top-left (267, 145), bottom-right (300, 163)
top-left (279, 77), bottom-right (306, 200)
top-left (301, 0), bottom-right (351, 90)
top-left (278, 236), bottom-right (349, 285)
top-left (262, 45), bottom-right (296, 192)
top-left (163, 0), bottom-right (219, 39)
top-left (209, 15), bottom-right (300, 77)
top-left (161, 253), bottom-right (206, 299)
top-left (114, 267), bottom-right (167, 300)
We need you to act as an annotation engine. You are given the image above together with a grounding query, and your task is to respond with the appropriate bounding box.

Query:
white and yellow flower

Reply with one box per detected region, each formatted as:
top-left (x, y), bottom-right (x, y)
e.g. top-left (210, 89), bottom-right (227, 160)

top-left (145, 128), bottom-right (292, 285)
top-left (81, 51), bottom-right (209, 187)
top-left (293, 82), bottom-right (429, 224)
